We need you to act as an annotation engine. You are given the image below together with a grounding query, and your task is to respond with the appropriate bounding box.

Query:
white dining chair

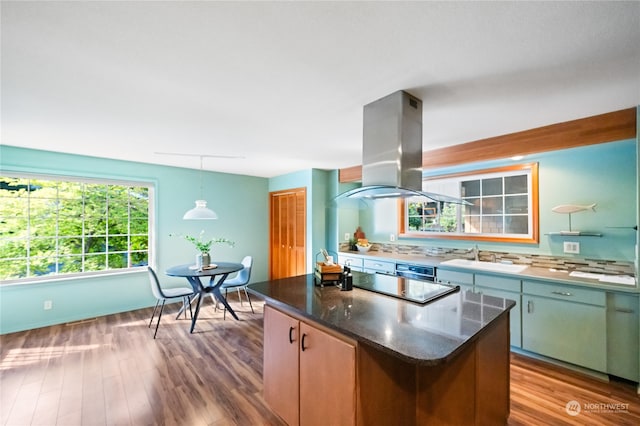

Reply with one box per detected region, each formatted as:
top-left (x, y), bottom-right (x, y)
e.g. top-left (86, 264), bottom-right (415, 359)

top-left (148, 266), bottom-right (195, 338)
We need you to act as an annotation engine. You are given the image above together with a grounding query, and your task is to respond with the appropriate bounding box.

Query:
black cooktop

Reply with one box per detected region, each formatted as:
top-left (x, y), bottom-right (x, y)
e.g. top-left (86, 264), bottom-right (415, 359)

top-left (353, 273), bottom-right (459, 304)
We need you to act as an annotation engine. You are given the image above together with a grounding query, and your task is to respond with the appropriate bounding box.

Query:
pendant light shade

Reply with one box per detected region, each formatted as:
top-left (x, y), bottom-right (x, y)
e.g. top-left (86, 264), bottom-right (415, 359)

top-left (183, 200), bottom-right (218, 220)
top-left (183, 155), bottom-right (217, 220)
top-left (153, 152), bottom-right (228, 221)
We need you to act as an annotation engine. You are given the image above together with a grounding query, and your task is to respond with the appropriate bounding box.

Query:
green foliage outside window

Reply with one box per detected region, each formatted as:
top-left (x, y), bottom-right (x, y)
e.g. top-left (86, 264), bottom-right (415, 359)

top-left (0, 175), bottom-right (151, 281)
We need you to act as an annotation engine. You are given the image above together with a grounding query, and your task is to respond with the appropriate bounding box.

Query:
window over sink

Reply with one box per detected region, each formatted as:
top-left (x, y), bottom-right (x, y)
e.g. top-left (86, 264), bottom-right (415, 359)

top-left (400, 163), bottom-right (539, 243)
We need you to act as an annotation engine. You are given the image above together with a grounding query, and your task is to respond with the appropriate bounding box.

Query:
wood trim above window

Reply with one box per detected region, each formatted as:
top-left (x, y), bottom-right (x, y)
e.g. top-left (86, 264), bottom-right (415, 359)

top-left (339, 107), bottom-right (636, 182)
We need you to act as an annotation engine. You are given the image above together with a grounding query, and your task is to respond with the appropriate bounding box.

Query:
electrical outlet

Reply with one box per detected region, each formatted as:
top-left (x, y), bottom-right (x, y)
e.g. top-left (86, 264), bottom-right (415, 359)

top-left (563, 241), bottom-right (580, 254)
top-left (344, 233), bottom-right (350, 241)
top-left (390, 234), bottom-right (396, 242)
top-left (44, 300), bottom-right (53, 310)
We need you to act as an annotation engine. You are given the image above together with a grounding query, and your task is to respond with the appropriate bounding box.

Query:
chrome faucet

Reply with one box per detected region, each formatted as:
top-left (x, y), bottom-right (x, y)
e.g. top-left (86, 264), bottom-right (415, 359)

top-left (468, 244), bottom-right (479, 261)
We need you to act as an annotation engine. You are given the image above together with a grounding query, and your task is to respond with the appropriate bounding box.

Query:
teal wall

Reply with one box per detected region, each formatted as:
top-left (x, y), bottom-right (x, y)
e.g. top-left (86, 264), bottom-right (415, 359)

top-left (2, 118), bottom-right (637, 334)
top-left (0, 145), bottom-right (269, 334)
top-left (339, 138), bottom-right (638, 262)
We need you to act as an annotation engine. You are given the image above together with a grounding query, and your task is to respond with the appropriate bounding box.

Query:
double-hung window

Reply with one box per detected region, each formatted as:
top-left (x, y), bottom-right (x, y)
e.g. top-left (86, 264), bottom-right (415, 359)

top-left (0, 174), bottom-right (153, 282)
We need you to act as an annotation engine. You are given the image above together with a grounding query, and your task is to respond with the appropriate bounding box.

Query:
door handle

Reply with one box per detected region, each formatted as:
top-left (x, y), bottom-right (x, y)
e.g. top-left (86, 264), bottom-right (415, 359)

top-left (288, 326), bottom-right (295, 344)
top-left (301, 333), bottom-right (307, 351)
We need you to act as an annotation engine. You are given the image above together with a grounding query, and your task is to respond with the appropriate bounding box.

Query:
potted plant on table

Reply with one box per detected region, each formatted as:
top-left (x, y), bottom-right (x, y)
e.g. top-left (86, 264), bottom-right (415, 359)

top-left (172, 230), bottom-right (235, 268)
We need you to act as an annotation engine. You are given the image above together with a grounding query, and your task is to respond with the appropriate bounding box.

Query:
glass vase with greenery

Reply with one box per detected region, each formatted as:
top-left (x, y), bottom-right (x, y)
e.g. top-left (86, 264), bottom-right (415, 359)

top-left (178, 230), bottom-right (235, 254)
top-left (171, 231), bottom-right (235, 268)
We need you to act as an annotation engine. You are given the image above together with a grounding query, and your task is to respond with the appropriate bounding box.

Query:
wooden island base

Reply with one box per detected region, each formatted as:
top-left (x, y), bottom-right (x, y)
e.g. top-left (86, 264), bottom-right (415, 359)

top-left (357, 314), bottom-right (510, 426)
top-left (254, 275), bottom-right (513, 426)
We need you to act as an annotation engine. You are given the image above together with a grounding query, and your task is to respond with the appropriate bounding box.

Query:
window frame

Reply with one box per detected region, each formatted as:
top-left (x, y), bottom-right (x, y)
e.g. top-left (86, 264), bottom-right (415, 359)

top-left (0, 172), bottom-right (155, 283)
top-left (399, 163), bottom-right (539, 244)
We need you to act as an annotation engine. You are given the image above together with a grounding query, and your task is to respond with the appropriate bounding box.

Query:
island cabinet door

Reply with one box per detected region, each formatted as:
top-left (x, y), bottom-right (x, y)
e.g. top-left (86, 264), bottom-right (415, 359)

top-left (299, 322), bottom-right (356, 426)
top-left (263, 306), bottom-right (300, 426)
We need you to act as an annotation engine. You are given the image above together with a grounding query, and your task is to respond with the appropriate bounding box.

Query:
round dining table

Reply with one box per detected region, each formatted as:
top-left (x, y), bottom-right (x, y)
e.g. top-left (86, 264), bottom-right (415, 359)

top-left (166, 262), bottom-right (243, 333)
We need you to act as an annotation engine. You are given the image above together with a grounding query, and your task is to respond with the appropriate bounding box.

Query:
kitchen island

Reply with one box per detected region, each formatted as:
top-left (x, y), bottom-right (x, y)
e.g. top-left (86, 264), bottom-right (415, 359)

top-left (248, 272), bottom-right (515, 426)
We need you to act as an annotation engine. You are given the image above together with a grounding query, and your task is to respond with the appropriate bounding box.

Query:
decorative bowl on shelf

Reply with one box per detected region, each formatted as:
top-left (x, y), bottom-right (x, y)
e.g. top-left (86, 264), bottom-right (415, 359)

top-left (356, 244), bottom-right (371, 253)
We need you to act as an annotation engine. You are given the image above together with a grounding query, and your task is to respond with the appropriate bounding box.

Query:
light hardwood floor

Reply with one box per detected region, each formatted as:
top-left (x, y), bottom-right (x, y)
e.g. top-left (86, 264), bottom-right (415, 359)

top-left (1, 295), bottom-right (639, 425)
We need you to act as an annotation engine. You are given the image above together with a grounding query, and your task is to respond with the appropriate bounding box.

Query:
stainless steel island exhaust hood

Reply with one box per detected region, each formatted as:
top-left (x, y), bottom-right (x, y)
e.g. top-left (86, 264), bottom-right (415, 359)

top-left (333, 90), bottom-right (467, 205)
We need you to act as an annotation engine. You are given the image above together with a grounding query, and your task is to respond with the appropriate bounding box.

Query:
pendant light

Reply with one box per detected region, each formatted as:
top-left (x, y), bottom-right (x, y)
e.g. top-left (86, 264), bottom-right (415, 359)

top-left (183, 155), bottom-right (218, 220)
top-left (183, 199), bottom-right (218, 220)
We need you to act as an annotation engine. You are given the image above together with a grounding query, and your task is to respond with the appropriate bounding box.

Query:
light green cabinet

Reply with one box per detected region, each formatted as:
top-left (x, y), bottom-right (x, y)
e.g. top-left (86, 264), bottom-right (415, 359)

top-left (338, 254), bottom-right (363, 272)
top-left (391, 260), bottom-right (638, 382)
top-left (522, 280), bottom-right (606, 372)
top-left (606, 292), bottom-right (639, 381)
top-left (475, 273), bottom-right (522, 348)
top-left (436, 268), bottom-right (473, 292)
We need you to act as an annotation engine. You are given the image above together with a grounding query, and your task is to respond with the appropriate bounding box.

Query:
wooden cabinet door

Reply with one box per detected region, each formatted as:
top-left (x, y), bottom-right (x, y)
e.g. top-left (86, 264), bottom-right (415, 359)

top-left (299, 322), bottom-right (356, 426)
top-left (270, 188), bottom-right (306, 280)
top-left (263, 306), bottom-right (300, 426)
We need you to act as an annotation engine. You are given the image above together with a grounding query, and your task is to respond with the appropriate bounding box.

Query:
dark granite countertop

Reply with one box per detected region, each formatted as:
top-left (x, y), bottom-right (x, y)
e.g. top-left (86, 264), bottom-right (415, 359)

top-left (248, 272), bottom-right (515, 366)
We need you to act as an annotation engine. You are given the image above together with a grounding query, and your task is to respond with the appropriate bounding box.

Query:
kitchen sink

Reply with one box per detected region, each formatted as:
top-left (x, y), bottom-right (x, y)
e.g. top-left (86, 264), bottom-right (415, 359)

top-left (439, 258), bottom-right (528, 274)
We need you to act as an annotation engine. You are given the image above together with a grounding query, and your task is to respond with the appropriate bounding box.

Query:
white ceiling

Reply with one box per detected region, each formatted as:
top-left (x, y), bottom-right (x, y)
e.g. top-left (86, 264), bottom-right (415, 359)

top-left (2, 1), bottom-right (639, 178)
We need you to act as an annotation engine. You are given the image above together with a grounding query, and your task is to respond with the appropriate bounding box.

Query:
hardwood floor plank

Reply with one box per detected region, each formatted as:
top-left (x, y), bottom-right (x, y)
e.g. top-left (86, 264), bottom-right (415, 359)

top-left (31, 388), bottom-right (61, 426)
top-left (1, 298), bottom-right (638, 426)
top-left (103, 374), bottom-right (132, 426)
top-left (3, 380), bottom-right (40, 425)
top-left (118, 358), bottom-right (153, 425)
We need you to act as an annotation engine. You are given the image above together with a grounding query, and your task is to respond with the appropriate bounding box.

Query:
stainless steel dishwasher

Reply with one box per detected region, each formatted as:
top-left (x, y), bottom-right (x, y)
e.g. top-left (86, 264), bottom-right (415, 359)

top-left (394, 263), bottom-right (436, 282)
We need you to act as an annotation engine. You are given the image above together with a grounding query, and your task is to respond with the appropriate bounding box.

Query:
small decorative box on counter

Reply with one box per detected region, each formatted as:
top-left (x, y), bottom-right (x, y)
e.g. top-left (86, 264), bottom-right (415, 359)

top-left (314, 261), bottom-right (343, 286)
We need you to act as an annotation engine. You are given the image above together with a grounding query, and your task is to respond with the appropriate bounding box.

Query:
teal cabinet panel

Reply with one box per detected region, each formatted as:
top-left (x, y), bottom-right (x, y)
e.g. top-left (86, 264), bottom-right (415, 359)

top-left (475, 273), bottom-right (521, 292)
top-left (338, 255), bottom-right (363, 272)
top-left (606, 292), bottom-right (639, 382)
top-left (522, 295), bottom-right (606, 372)
top-left (437, 269), bottom-right (473, 291)
top-left (523, 280), bottom-right (605, 306)
top-left (475, 286), bottom-right (521, 348)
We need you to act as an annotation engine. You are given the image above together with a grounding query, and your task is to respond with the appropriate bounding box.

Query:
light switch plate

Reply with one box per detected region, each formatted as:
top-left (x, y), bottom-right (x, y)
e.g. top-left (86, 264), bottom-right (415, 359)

top-left (390, 234), bottom-right (396, 242)
top-left (563, 241), bottom-right (580, 254)
top-left (344, 233), bottom-right (350, 241)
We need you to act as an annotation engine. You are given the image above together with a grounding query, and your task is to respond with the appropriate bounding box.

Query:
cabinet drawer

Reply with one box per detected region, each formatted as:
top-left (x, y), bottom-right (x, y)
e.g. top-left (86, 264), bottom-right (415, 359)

top-left (475, 273), bottom-right (521, 292)
top-left (338, 255), bottom-right (363, 272)
top-left (437, 269), bottom-right (473, 286)
top-left (523, 280), bottom-right (605, 306)
top-left (363, 259), bottom-right (395, 275)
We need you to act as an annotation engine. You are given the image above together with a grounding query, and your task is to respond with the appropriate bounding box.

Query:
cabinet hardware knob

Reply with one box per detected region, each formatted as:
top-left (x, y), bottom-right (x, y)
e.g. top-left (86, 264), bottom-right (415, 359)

top-left (613, 308), bottom-right (634, 314)
top-left (288, 326), bottom-right (295, 344)
top-left (551, 291), bottom-right (573, 296)
top-left (527, 300), bottom-right (533, 313)
top-left (301, 333), bottom-right (307, 351)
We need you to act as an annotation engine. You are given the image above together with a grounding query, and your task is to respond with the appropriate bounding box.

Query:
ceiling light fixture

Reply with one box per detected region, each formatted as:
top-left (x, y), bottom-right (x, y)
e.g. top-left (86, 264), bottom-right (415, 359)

top-left (182, 155), bottom-right (218, 220)
top-left (155, 151), bottom-right (237, 220)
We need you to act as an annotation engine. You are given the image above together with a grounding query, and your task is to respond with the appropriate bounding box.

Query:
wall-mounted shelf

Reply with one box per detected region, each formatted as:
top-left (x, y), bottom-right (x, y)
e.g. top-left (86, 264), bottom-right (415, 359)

top-left (545, 231), bottom-right (602, 237)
